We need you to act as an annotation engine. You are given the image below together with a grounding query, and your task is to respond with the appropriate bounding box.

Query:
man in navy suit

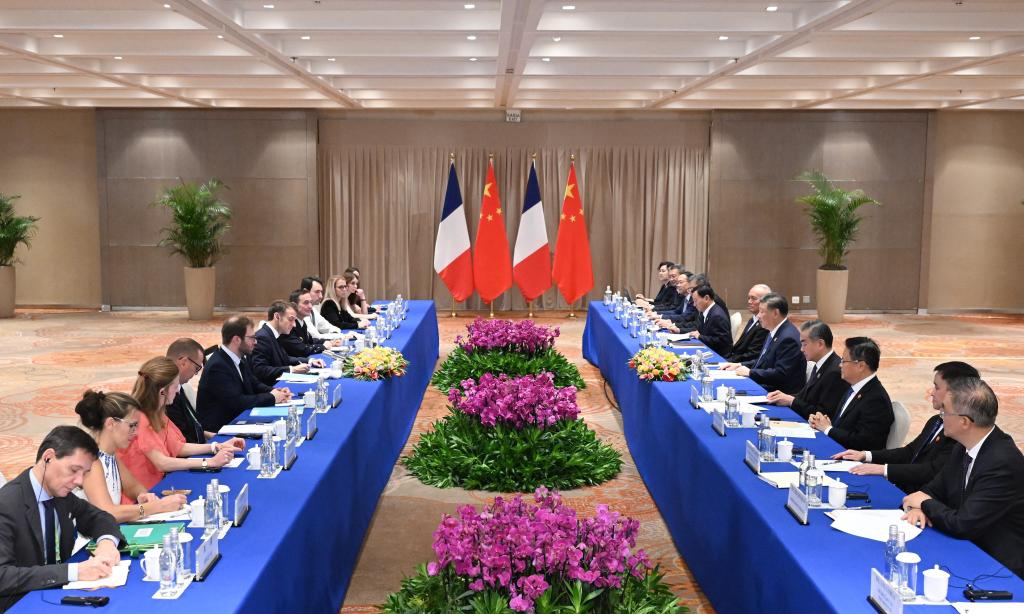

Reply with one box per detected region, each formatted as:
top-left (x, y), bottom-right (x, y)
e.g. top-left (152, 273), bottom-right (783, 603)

top-left (197, 315), bottom-right (291, 432)
top-left (682, 284), bottom-right (732, 357)
top-left (635, 261), bottom-right (675, 307)
top-left (902, 378), bottom-right (1024, 578)
top-left (721, 293), bottom-right (805, 394)
top-left (808, 337), bottom-right (893, 451)
top-left (838, 361), bottom-right (977, 493)
top-left (767, 320), bottom-right (848, 419)
top-left (250, 300), bottom-right (325, 386)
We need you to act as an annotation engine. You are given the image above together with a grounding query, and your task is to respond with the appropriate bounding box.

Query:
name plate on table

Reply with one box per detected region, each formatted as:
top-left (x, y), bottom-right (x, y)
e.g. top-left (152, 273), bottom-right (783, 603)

top-left (233, 483), bottom-right (249, 527)
top-left (689, 385), bottom-right (699, 409)
top-left (331, 384), bottom-right (342, 408)
top-left (785, 484), bottom-right (810, 525)
top-left (744, 440), bottom-right (761, 474)
top-left (305, 410), bottom-right (318, 441)
top-left (711, 411), bottom-right (726, 436)
top-left (194, 532), bottom-right (221, 582)
top-left (868, 568), bottom-right (903, 614)
top-left (283, 438), bottom-right (297, 470)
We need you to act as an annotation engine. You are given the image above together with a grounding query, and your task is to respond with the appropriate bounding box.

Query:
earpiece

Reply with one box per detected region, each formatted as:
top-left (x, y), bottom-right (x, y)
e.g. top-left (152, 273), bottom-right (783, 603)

top-left (44, 458), bottom-right (51, 464)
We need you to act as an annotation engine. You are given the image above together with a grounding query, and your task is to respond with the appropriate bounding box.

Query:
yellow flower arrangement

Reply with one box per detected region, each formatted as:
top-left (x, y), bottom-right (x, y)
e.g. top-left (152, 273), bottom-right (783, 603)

top-left (342, 346), bottom-right (409, 381)
top-left (627, 347), bottom-right (687, 383)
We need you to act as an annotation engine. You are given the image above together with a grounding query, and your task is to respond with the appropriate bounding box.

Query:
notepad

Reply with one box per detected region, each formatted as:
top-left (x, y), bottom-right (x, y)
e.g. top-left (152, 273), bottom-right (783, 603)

top-left (799, 459), bottom-right (862, 472)
top-left (250, 407), bottom-right (290, 417)
top-left (758, 471), bottom-right (844, 490)
top-left (708, 370), bottom-right (746, 380)
top-left (277, 372), bottom-right (319, 384)
top-left (219, 424), bottom-right (273, 436)
top-left (827, 509), bottom-right (923, 542)
top-left (63, 560), bottom-right (131, 590)
top-left (142, 507), bottom-right (192, 522)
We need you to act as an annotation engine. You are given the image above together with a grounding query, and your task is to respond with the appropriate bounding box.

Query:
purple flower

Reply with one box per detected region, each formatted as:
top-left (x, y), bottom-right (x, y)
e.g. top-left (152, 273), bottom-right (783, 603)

top-left (456, 318), bottom-right (559, 354)
top-left (449, 373), bottom-right (579, 430)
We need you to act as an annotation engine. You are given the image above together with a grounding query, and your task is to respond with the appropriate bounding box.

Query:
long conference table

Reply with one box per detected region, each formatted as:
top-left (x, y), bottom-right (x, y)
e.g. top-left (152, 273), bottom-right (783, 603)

top-left (582, 302), bottom-right (1024, 613)
top-left (12, 300), bottom-right (439, 613)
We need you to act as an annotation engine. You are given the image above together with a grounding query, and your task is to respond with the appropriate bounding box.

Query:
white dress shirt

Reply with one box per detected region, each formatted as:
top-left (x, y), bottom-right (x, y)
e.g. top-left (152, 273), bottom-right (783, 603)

top-left (309, 303), bottom-right (342, 336)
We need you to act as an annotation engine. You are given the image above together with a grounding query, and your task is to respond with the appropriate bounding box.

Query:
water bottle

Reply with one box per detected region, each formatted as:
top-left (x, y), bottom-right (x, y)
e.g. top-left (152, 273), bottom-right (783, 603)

top-left (799, 451), bottom-right (815, 487)
top-left (691, 353), bottom-right (705, 379)
top-left (603, 285), bottom-right (612, 305)
top-left (366, 325), bottom-right (378, 347)
top-left (885, 526), bottom-right (906, 584)
top-left (202, 484), bottom-right (218, 538)
top-left (169, 526), bottom-right (185, 585)
top-left (316, 374), bottom-right (329, 412)
top-left (700, 376), bottom-right (714, 402)
top-left (159, 534), bottom-right (176, 595)
top-left (260, 430), bottom-right (274, 477)
top-left (725, 387), bottom-right (739, 427)
top-left (287, 405), bottom-right (299, 442)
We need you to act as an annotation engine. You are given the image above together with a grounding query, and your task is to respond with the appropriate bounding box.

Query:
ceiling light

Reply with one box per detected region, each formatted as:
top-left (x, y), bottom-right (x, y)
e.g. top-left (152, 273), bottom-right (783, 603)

top-left (469, 57), bottom-right (478, 62)
top-left (562, 4), bottom-right (576, 10)
top-left (464, 3), bottom-right (475, 8)
top-left (163, 3), bottom-right (171, 8)
top-left (114, 56), bottom-right (123, 60)
top-left (552, 36), bottom-right (562, 42)
top-left (327, 57), bottom-right (336, 62)
top-left (263, 3), bottom-right (275, 7)
top-left (766, 5), bottom-right (778, 11)
top-left (542, 57), bottom-right (551, 62)
top-left (718, 35), bottom-right (729, 41)
top-left (301, 35), bottom-right (311, 40)
top-left (216, 34), bottom-right (224, 39)
top-left (52, 34), bottom-right (64, 38)
top-left (467, 35), bottom-right (477, 40)
top-left (969, 35), bottom-right (981, 40)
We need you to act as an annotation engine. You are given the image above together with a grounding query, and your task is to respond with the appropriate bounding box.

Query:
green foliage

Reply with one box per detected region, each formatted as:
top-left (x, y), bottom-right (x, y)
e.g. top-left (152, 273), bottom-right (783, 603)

top-left (403, 411), bottom-right (621, 492)
top-left (795, 170), bottom-right (880, 270)
top-left (380, 565), bottom-right (686, 614)
top-left (432, 347), bottom-right (586, 393)
top-left (154, 179), bottom-right (232, 268)
top-left (0, 193), bottom-right (40, 267)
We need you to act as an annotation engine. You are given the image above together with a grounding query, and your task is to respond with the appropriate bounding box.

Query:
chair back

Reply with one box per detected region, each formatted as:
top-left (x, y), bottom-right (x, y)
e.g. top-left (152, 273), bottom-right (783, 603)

top-left (886, 400), bottom-right (911, 449)
top-left (730, 312), bottom-right (742, 340)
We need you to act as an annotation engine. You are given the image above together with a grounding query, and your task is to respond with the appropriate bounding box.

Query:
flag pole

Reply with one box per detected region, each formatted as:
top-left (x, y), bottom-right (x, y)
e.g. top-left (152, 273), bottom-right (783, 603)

top-left (567, 300), bottom-right (576, 319)
top-left (488, 301), bottom-right (494, 319)
top-left (527, 300), bottom-right (534, 318)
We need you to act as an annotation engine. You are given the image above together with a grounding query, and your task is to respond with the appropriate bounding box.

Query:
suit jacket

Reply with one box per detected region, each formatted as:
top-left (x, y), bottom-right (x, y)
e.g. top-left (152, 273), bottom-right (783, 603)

top-left (871, 414), bottom-right (956, 493)
top-left (921, 427), bottom-right (1024, 579)
top-left (196, 347), bottom-right (276, 432)
top-left (309, 304), bottom-right (341, 335)
top-left (320, 300), bottom-right (360, 330)
top-left (745, 320), bottom-right (806, 394)
top-left (726, 317), bottom-right (769, 364)
top-left (663, 294), bottom-right (697, 327)
top-left (649, 283), bottom-right (674, 308)
top-left (696, 303), bottom-right (733, 357)
top-left (165, 391), bottom-right (205, 445)
top-left (0, 469), bottom-right (124, 611)
top-left (250, 323), bottom-right (303, 386)
top-left (279, 319), bottom-right (325, 359)
top-left (790, 352), bottom-right (848, 420)
top-left (827, 376), bottom-right (894, 451)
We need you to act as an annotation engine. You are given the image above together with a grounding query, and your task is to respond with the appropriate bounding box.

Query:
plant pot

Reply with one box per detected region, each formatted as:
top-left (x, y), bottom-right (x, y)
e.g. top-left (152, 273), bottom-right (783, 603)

top-left (184, 266), bottom-right (216, 320)
top-left (0, 266), bottom-right (14, 319)
top-left (816, 268), bottom-right (848, 324)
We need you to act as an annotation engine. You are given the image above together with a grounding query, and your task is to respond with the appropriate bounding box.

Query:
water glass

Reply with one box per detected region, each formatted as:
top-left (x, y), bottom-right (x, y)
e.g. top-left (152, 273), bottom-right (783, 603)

top-left (805, 469), bottom-right (823, 507)
top-left (700, 376), bottom-right (714, 402)
top-left (896, 552), bottom-right (920, 601)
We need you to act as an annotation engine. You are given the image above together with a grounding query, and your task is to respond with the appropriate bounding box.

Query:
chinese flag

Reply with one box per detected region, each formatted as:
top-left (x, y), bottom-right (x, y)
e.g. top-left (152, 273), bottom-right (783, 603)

top-left (472, 159), bottom-right (513, 303)
top-left (551, 161), bottom-right (593, 304)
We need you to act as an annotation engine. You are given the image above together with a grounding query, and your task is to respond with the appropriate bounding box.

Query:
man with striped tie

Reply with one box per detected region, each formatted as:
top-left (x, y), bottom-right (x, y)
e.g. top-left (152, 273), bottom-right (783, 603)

top-left (834, 361), bottom-right (977, 493)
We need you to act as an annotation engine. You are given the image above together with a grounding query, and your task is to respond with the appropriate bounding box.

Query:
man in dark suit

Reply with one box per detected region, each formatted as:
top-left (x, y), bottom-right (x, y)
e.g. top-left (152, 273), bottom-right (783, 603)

top-left (250, 301), bottom-right (325, 386)
top-left (197, 315), bottom-right (291, 432)
top-left (165, 337), bottom-right (211, 444)
top-left (280, 289), bottom-right (335, 359)
top-left (722, 293), bottom-right (805, 394)
top-left (767, 320), bottom-right (847, 420)
top-left (725, 283), bottom-right (771, 364)
top-left (0, 427), bottom-right (124, 611)
top-left (838, 361), bottom-right (978, 493)
top-left (682, 284), bottom-right (732, 357)
top-left (656, 272), bottom-right (701, 332)
top-left (903, 378), bottom-right (1024, 578)
top-left (635, 261), bottom-right (675, 307)
top-left (808, 337), bottom-right (893, 451)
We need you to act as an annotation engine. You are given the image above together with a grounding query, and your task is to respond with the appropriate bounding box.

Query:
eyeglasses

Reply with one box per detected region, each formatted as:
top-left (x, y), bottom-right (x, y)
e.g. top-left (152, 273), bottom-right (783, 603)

top-left (186, 356), bottom-right (204, 373)
top-left (113, 416), bottom-right (140, 431)
top-left (244, 334), bottom-right (258, 342)
top-left (938, 410), bottom-right (974, 422)
top-left (840, 359), bottom-right (862, 365)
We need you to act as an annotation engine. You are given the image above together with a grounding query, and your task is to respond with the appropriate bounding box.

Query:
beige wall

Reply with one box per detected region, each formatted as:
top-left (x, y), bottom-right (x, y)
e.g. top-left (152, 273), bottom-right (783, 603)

top-left (98, 110), bottom-right (318, 308)
top-left (0, 110), bottom-right (101, 307)
top-left (709, 111), bottom-right (928, 311)
top-left (929, 112), bottom-right (1024, 311)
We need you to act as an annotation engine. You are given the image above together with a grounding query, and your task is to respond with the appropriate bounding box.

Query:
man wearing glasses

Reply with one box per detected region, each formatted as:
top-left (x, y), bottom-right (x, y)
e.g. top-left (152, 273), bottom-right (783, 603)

top-left (834, 361), bottom-right (976, 493)
top-left (902, 378), bottom-right (1024, 579)
top-left (807, 336), bottom-right (893, 451)
top-left (165, 338), bottom-right (214, 444)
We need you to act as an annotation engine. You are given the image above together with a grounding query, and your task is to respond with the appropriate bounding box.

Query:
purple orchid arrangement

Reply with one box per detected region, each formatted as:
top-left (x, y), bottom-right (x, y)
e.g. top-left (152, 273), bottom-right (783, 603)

top-left (428, 488), bottom-right (651, 612)
top-left (455, 317), bottom-right (559, 354)
top-left (448, 372), bottom-right (579, 429)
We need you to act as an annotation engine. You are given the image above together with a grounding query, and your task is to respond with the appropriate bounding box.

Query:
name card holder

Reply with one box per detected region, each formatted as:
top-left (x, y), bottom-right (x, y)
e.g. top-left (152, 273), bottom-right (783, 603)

top-left (233, 483), bottom-right (250, 528)
top-left (283, 438), bottom-right (297, 470)
top-left (744, 440), bottom-right (761, 474)
top-left (785, 484), bottom-right (810, 525)
top-left (305, 410), bottom-right (318, 441)
top-left (194, 532), bottom-right (221, 582)
top-left (331, 384), bottom-right (342, 408)
top-left (689, 385), bottom-right (700, 409)
top-left (867, 568), bottom-right (904, 614)
top-left (711, 411), bottom-right (726, 437)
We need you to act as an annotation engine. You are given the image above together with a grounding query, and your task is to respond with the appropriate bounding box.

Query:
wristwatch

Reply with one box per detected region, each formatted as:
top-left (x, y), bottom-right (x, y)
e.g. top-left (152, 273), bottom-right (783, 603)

top-left (202, 458), bottom-right (209, 469)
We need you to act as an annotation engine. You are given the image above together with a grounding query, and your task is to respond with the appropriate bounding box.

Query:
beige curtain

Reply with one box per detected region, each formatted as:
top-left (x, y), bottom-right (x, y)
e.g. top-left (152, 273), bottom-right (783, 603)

top-left (319, 145), bottom-right (708, 311)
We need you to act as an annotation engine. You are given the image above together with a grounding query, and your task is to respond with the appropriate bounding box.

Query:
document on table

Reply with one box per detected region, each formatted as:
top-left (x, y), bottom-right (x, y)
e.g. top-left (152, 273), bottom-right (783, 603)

top-left (952, 603), bottom-right (1024, 613)
top-left (708, 370), bottom-right (746, 380)
top-left (806, 459), bottom-right (862, 472)
top-left (665, 333), bottom-right (695, 342)
top-left (758, 471), bottom-right (845, 489)
top-left (219, 424), bottom-right (273, 436)
top-left (250, 407), bottom-right (290, 418)
top-left (63, 560), bottom-right (131, 590)
top-left (739, 395), bottom-right (771, 404)
top-left (827, 509), bottom-right (923, 542)
top-left (225, 457), bottom-right (244, 468)
top-left (277, 372), bottom-right (319, 384)
top-left (142, 507), bottom-right (192, 522)
top-left (769, 421), bottom-right (818, 439)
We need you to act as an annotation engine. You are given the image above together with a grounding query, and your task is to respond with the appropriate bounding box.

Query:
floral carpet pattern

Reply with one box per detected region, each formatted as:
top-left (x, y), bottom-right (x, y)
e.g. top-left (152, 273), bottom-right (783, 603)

top-left (0, 309), bottom-right (1022, 614)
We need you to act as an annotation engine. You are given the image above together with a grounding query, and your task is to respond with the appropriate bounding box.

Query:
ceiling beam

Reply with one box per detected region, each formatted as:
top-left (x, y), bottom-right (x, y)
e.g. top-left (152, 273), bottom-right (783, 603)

top-left (0, 89), bottom-right (65, 107)
top-left (494, 0), bottom-right (545, 109)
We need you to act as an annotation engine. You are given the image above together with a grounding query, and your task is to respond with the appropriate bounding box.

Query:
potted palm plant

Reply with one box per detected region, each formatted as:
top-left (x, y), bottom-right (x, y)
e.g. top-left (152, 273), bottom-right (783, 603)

top-left (796, 170), bottom-right (880, 323)
top-left (0, 193), bottom-right (40, 318)
top-left (155, 179), bottom-right (231, 320)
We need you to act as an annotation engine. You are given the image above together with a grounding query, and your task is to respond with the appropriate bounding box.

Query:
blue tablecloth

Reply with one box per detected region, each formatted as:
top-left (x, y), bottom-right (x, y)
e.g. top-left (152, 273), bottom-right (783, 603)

top-left (12, 300), bottom-right (439, 613)
top-left (583, 302), bottom-right (1024, 613)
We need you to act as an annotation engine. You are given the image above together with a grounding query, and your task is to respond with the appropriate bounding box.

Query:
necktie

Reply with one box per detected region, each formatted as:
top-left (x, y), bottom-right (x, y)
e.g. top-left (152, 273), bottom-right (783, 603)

top-left (910, 419), bottom-right (943, 463)
top-left (42, 499), bottom-right (56, 565)
top-left (961, 452), bottom-right (973, 501)
top-left (809, 364), bottom-right (819, 383)
top-left (753, 334), bottom-right (773, 368)
top-left (833, 388), bottom-right (854, 427)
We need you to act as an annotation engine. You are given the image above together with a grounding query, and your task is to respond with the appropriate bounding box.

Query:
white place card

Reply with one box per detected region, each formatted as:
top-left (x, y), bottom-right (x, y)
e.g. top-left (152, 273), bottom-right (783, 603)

top-left (331, 383), bottom-right (343, 408)
top-left (744, 440), bottom-right (761, 474)
top-left (869, 567), bottom-right (904, 614)
top-left (689, 385), bottom-right (699, 409)
top-left (305, 410), bottom-right (318, 441)
top-left (233, 483), bottom-right (249, 527)
top-left (711, 410), bottom-right (726, 436)
top-left (786, 484), bottom-right (810, 525)
top-left (283, 438), bottom-right (297, 470)
top-left (194, 533), bottom-right (220, 581)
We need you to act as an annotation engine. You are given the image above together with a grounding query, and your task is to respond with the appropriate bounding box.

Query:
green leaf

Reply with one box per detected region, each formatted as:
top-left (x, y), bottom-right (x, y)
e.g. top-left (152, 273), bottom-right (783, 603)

top-left (432, 347), bottom-right (586, 393)
top-left (0, 193), bottom-right (41, 266)
top-left (152, 179), bottom-right (232, 268)
top-left (795, 170), bottom-right (880, 269)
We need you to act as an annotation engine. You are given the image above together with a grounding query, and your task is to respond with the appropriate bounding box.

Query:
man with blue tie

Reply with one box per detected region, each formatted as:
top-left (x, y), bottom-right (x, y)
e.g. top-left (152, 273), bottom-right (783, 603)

top-left (836, 361), bottom-right (977, 493)
top-left (808, 337), bottom-right (894, 451)
top-left (0, 426), bottom-right (124, 611)
top-left (721, 293), bottom-right (805, 394)
top-left (250, 300), bottom-right (325, 386)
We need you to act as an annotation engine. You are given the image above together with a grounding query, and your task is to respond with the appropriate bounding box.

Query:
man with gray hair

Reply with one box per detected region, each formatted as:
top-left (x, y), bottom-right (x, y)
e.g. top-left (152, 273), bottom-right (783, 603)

top-left (721, 293), bottom-right (805, 394)
top-left (767, 320), bottom-right (847, 420)
top-left (902, 378), bottom-right (1024, 579)
top-left (725, 283), bottom-right (772, 364)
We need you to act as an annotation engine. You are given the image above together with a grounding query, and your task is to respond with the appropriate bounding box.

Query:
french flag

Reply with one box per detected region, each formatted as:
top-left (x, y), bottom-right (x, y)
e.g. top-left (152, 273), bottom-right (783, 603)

top-left (433, 160), bottom-right (474, 302)
top-left (513, 160), bottom-right (551, 302)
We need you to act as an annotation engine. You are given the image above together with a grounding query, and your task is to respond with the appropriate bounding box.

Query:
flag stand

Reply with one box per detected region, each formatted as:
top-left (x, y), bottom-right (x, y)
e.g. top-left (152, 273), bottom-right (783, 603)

top-left (450, 300), bottom-right (458, 318)
top-left (567, 300), bottom-right (577, 319)
top-left (527, 300), bottom-right (534, 318)
top-left (488, 301), bottom-right (495, 319)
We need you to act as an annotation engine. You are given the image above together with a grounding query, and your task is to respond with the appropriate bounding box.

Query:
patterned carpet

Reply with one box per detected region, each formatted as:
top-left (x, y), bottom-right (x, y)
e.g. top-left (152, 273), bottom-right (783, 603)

top-left (1, 308), bottom-right (1022, 613)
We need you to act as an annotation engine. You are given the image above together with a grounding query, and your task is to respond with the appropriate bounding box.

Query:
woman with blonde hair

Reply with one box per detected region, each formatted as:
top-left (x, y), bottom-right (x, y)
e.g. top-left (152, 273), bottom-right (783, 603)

top-left (75, 390), bottom-right (186, 521)
top-left (320, 273), bottom-right (369, 330)
top-left (118, 356), bottom-right (240, 490)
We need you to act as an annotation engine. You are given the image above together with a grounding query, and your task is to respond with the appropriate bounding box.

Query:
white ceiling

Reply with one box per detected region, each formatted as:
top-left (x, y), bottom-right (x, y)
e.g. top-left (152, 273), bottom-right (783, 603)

top-left (0, 0), bottom-right (1023, 110)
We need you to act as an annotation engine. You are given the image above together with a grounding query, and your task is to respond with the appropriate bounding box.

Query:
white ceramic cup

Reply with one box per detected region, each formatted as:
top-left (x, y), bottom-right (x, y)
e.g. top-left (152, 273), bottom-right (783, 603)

top-left (828, 482), bottom-right (848, 508)
top-left (141, 547), bottom-right (161, 580)
top-left (273, 419), bottom-right (287, 439)
top-left (246, 446), bottom-right (260, 468)
top-left (740, 408), bottom-right (758, 428)
top-left (303, 391), bottom-right (315, 408)
top-left (776, 439), bottom-right (793, 462)
top-left (189, 498), bottom-right (205, 526)
top-left (716, 385), bottom-right (729, 402)
top-left (923, 565), bottom-right (950, 602)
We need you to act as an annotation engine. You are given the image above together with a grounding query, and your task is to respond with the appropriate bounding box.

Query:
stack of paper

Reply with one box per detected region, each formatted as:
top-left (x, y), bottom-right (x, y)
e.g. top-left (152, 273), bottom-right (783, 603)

top-left (277, 372), bottom-right (319, 384)
top-left (708, 370), bottom-right (746, 380)
top-left (142, 508), bottom-right (191, 522)
top-left (770, 420), bottom-right (817, 439)
top-left (827, 509), bottom-right (923, 542)
top-left (63, 560), bottom-right (131, 590)
top-left (218, 424), bottom-right (273, 436)
top-left (758, 471), bottom-right (845, 489)
top-left (807, 459), bottom-right (862, 473)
